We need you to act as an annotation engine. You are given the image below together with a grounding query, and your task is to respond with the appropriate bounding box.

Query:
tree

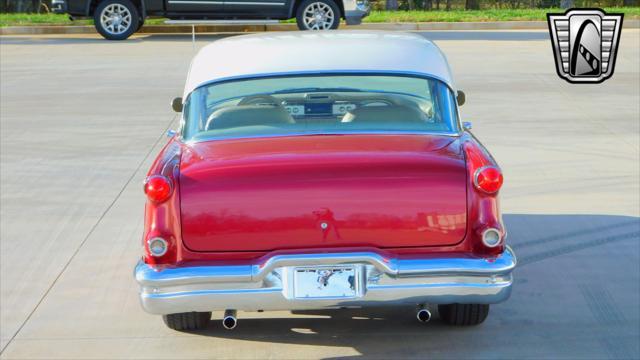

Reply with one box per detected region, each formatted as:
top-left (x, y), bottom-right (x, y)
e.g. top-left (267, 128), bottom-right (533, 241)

top-left (465, 0), bottom-right (480, 9)
top-left (2, 0), bottom-right (44, 12)
top-left (386, 0), bottom-right (399, 10)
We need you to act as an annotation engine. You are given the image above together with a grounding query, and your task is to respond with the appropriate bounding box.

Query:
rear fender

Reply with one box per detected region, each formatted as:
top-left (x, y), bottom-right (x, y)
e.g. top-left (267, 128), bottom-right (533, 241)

top-left (143, 139), bottom-right (182, 265)
top-left (461, 133), bottom-right (505, 256)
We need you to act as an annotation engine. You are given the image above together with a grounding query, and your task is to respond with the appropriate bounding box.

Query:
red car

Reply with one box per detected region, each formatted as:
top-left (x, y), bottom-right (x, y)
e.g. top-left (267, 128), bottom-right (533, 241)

top-left (135, 31), bottom-right (516, 331)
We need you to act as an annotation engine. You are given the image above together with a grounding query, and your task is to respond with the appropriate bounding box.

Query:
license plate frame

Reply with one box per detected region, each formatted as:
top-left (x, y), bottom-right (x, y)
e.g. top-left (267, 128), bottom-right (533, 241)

top-left (293, 265), bottom-right (359, 299)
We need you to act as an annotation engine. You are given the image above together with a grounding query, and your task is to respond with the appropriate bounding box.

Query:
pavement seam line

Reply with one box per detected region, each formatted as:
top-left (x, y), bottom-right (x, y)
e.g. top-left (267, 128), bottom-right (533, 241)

top-left (0, 116), bottom-right (177, 355)
top-left (515, 220), bottom-right (640, 248)
top-left (517, 231), bottom-right (640, 266)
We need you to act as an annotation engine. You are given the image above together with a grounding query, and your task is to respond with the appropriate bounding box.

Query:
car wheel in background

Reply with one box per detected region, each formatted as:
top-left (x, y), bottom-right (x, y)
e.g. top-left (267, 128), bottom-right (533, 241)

top-left (94, 0), bottom-right (140, 40)
top-left (162, 312), bottom-right (211, 331)
top-left (438, 304), bottom-right (490, 326)
top-left (296, 0), bottom-right (340, 31)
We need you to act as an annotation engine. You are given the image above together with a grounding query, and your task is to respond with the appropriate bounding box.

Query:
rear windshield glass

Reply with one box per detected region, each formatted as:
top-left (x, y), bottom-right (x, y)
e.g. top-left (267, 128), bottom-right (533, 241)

top-left (182, 75), bottom-right (459, 141)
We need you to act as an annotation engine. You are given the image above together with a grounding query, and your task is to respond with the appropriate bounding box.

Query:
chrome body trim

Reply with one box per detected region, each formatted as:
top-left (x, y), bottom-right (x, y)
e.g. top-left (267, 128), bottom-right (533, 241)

top-left (186, 71), bottom-right (457, 100)
top-left (225, 1), bottom-right (285, 5)
top-left (167, 1), bottom-right (223, 4)
top-left (184, 130), bottom-right (462, 145)
top-left (164, 19), bottom-right (280, 24)
top-left (135, 247), bottom-right (516, 314)
top-left (169, 0), bottom-right (285, 4)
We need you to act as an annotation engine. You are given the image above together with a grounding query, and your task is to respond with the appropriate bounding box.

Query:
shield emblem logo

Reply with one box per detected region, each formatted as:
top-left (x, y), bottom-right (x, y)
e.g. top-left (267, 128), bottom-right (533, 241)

top-left (547, 9), bottom-right (623, 83)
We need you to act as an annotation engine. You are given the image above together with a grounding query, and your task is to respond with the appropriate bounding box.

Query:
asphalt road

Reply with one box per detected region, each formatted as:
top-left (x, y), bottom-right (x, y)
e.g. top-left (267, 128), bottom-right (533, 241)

top-left (1, 30), bottom-right (639, 359)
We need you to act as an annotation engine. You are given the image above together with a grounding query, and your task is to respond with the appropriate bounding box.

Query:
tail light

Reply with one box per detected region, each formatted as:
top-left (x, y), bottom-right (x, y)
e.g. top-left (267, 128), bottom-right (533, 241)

top-left (463, 142), bottom-right (504, 194)
top-left (474, 166), bottom-right (503, 194)
top-left (144, 175), bottom-right (172, 203)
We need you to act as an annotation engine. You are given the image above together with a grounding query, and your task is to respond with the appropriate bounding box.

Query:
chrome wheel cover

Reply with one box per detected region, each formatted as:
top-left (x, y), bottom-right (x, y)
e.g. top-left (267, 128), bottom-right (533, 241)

top-left (100, 3), bottom-right (132, 35)
top-left (303, 2), bottom-right (335, 30)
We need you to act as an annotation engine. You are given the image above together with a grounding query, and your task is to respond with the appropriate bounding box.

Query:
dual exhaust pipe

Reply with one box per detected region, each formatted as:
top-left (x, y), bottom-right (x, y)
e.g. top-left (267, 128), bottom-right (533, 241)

top-left (416, 308), bottom-right (432, 323)
top-left (222, 309), bottom-right (237, 330)
top-left (221, 308), bottom-right (431, 330)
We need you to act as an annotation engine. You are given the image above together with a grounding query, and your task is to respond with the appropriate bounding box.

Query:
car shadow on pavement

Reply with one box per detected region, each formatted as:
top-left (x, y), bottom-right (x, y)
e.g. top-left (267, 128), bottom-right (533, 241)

top-left (179, 214), bottom-right (639, 359)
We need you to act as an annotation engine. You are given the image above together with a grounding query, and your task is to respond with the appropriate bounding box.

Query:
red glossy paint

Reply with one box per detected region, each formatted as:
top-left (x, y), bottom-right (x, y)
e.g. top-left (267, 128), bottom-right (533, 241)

top-left (141, 133), bottom-right (506, 265)
top-left (179, 135), bottom-right (467, 252)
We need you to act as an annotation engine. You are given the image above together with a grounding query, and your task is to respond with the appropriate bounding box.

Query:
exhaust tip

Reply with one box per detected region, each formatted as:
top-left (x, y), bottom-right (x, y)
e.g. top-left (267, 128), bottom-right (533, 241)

top-left (222, 316), bottom-right (237, 330)
top-left (223, 309), bottom-right (237, 330)
top-left (417, 309), bottom-right (431, 323)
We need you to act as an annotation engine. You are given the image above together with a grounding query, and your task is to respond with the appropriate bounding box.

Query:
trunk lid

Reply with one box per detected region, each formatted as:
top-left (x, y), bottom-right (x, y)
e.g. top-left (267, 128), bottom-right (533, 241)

top-left (179, 135), bottom-right (467, 252)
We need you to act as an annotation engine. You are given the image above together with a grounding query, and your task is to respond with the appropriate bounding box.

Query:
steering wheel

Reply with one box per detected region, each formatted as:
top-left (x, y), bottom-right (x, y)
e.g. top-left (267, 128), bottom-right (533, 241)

top-left (238, 94), bottom-right (282, 107)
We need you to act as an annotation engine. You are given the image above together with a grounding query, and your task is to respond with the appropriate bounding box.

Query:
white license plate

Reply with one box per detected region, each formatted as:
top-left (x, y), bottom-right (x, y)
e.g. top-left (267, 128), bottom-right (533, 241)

top-left (293, 266), bottom-right (358, 299)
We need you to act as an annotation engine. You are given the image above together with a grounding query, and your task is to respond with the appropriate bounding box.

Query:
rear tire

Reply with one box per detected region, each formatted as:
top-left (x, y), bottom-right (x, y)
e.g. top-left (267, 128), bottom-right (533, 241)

top-left (296, 0), bottom-right (340, 31)
top-left (162, 312), bottom-right (211, 331)
top-left (438, 304), bottom-right (489, 326)
top-left (94, 0), bottom-right (139, 40)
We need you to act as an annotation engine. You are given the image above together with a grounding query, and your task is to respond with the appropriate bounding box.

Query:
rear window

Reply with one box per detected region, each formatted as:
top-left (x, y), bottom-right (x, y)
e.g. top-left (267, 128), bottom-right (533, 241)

top-left (182, 75), bottom-right (460, 141)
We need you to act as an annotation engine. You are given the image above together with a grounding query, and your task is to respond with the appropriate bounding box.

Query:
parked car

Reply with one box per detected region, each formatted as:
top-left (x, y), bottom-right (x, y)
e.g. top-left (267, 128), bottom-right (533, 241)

top-left (134, 31), bottom-right (517, 331)
top-left (51, 0), bottom-right (370, 40)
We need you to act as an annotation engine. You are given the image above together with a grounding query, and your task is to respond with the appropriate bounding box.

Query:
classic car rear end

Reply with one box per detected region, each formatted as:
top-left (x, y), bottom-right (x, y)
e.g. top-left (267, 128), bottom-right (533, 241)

top-left (134, 32), bottom-right (516, 331)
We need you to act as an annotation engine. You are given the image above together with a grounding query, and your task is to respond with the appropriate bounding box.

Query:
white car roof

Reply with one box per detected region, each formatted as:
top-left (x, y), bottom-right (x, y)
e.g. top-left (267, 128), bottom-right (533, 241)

top-left (184, 31), bottom-right (456, 98)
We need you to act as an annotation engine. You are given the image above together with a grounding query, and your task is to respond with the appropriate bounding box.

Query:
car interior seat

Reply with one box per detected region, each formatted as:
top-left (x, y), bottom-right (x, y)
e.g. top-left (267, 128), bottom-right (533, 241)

top-left (206, 105), bottom-right (295, 130)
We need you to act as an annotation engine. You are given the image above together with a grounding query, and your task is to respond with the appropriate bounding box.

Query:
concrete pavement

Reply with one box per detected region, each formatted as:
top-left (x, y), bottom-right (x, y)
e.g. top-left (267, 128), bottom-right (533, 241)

top-left (1, 30), bottom-right (639, 359)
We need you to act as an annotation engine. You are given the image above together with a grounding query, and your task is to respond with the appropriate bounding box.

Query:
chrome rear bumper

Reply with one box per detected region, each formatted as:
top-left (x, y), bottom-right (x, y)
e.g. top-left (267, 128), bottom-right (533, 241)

top-left (135, 247), bottom-right (516, 314)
